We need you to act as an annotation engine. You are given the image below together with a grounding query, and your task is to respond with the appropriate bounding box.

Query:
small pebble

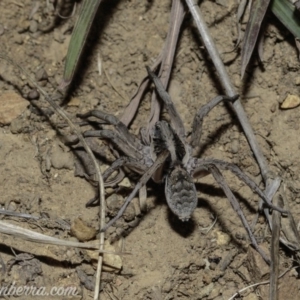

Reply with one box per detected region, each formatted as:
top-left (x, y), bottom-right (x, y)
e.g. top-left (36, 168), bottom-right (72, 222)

top-left (29, 20), bottom-right (38, 33)
top-left (294, 76), bottom-right (300, 86)
top-left (18, 19), bottom-right (30, 33)
top-left (35, 68), bottom-right (48, 81)
top-left (50, 143), bottom-right (74, 170)
top-left (27, 89), bottom-right (40, 100)
top-left (86, 240), bottom-right (122, 272)
top-left (13, 35), bottom-right (24, 45)
top-left (231, 139), bottom-right (239, 154)
top-left (0, 91), bottom-right (29, 125)
top-left (10, 117), bottom-right (24, 134)
top-left (70, 218), bottom-right (97, 242)
top-left (119, 177), bottom-right (131, 188)
top-left (198, 282), bottom-right (214, 299)
top-left (67, 97), bottom-right (80, 107)
top-left (281, 94), bottom-right (300, 109)
top-left (214, 230), bottom-right (231, 246)
top-left (0, 24), bottom-right (4, 36)
top-left (270, 103), bottom-right (277, 113)
top-left (7, 201), bottom-right (17, 211)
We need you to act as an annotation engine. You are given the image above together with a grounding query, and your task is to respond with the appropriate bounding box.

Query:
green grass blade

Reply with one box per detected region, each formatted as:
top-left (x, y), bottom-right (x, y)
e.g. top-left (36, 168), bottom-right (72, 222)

top-left (62, 0), bottom-right (103, 88)
top-left (241, 0), bottom-right (271, 78)
top-left (271, 0), bottom-right (300, 39)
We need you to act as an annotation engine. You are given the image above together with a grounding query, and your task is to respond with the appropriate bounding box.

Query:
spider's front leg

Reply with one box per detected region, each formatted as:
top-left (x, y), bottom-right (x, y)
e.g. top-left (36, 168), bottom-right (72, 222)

top-left (77, 110), bottom-right (150, 207)
top-left (85, 156), bottom-right (148, 206)
top-left (77, 110), bottom-right (142, 149)
top-left (190, 94), bottom-right (239, 156)
top-left (77, 110), bottom-right (143, 160)
top-left (82, 129), bottom-right (143, 161)
top-left (146, 66), bottom-right (186, 139)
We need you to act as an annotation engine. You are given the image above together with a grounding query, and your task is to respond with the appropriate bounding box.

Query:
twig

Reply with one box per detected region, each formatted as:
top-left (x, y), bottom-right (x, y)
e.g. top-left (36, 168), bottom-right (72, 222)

top-left (0, 52), bottom-right (106, 300)
top-left (199, 216), bottom-right (217, 234)
top-left (228, 266), bottom-right (294, 300)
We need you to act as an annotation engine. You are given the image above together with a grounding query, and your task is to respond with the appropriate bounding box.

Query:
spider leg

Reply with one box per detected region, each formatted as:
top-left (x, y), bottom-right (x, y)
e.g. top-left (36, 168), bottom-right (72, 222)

top-left (103, 156), bottom-right (148, 183)
top-left (85, 157), bottom-right (148, 206)
top-left (101, 150), bottom-right (170, 232)
top-left (207, 164), bottom-right (271, 264)
top-left (190, 94), bottom-right (238, 155)
top-left (77, 110), bottom-right (142, 150)
top-left (146, 66), bottom-right (185, 139)
top-left (82, 129), bottom-right (143, 161)
top-left (195, 158), bottom-right (288, 215)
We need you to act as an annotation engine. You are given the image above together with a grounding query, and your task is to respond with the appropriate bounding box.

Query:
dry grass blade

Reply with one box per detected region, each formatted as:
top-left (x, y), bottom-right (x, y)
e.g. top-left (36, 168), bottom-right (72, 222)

top-left (0, 210), bottom-right (39, 220)
top-left (263, 181), bottom-right (300, 253)
top-left (269, 192), bottom-right (282, 300)
top-left (145, 0), bottom-right (185, 139)
top-left (280, 184), bottom-right (300, 251)
top-left (0, 52), bottom-right (106, 300)
top-left (241, 0), bottom-right (271, 78)
top-left (0, 220), bottom-right (101, 250)
top-left (120, 52), bottom-right (162, 127)
top-left (119, 0), bottom-right (184, 139)
top-left (235, 0), bottom-right (250, 49)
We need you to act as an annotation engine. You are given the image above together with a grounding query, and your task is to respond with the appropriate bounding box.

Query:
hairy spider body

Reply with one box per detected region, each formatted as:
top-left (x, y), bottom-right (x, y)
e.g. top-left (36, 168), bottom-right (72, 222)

top-left (152, 120), bottom-right (198, 221)
top-left (165, 162), bottom-right (198, 221)
top-left (78, 67), bottom-right (287, 263)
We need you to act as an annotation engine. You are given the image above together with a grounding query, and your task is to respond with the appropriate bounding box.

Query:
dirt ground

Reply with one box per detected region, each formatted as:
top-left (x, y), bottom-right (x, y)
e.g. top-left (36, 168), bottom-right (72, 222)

top-left (0, 0), bottom-right (300, 299)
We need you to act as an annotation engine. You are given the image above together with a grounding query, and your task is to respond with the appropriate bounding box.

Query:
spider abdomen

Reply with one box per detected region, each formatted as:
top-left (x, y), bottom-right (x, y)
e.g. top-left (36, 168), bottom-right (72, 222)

top-left (165, 164), bottom-right (198, 221)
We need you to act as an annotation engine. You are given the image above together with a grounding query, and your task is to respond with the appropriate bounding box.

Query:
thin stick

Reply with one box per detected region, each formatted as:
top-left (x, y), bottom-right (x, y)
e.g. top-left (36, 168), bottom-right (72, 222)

top-left (0, 220), bottom-right (118, 252)
top-left (270, 193), bottom-right (282, 300)
top-left (263, 180), bottom-right (300, 252)
top-left (0, 53), bottom-right (106, 300)
top-left (0, 210), bottom-right (40, 220)
top-left (228, 266), bottom-right (294, 300)
top-left (184, 0), bottom-right (270, 182)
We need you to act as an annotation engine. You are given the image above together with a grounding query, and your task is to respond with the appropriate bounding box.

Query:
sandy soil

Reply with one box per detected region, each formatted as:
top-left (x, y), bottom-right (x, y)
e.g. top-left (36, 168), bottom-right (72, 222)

top-left (0, 0), bottom-right (300, 299)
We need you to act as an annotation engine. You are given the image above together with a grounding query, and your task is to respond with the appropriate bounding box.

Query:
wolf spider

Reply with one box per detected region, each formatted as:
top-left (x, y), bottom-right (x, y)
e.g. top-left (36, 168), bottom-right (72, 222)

top-left (78, 67), bottom-right (286, 262)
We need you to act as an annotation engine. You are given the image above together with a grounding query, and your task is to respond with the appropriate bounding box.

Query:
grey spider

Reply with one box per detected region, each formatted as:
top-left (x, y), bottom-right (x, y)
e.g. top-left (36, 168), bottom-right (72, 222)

top-left (77, 67), bottom-right (286, 262)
